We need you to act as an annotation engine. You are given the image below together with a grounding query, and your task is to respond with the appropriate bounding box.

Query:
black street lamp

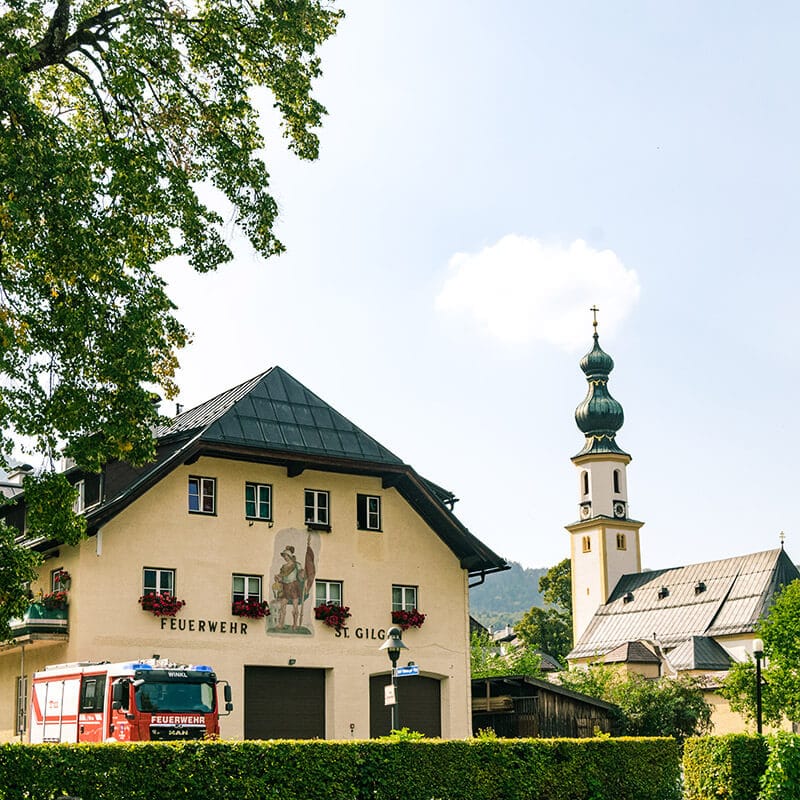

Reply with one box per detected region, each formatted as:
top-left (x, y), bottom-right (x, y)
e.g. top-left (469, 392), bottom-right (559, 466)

top-left (753, 638), bottom-right (764, 735)
top-left (380, 626), bottom-right (408, 732)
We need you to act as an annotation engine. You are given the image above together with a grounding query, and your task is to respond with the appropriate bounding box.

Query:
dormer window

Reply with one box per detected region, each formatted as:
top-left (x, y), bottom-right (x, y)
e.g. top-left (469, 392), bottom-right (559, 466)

top-left (623, 591), bottom-right (634, 604)
top-left (657, 586), bottom-right (669, 600)
top-left (694, 581), bottom-right (706, 595)
top-left (73, 474), bottom-right (102, 513)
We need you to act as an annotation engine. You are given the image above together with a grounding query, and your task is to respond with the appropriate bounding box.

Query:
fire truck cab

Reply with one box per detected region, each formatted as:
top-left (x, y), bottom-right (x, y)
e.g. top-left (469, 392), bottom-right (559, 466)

top-left (29, 658), bottom-right (233, 743)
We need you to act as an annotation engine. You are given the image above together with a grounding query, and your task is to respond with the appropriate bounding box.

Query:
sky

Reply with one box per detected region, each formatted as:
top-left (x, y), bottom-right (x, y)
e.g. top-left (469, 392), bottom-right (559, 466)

top-left (158, 1), bottom-right (800, 572)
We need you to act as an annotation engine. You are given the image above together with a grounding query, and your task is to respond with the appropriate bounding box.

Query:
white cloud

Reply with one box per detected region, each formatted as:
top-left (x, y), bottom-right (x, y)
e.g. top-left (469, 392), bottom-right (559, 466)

top-left (435, 235), bottom-right (640, 350)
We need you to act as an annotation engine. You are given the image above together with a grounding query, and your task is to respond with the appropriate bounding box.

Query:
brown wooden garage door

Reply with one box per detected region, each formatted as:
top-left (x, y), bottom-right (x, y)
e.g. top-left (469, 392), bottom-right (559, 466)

top-left (369, 674), bottom-right (441, 737)
top-left (244, 666), bottom-right (325, 739)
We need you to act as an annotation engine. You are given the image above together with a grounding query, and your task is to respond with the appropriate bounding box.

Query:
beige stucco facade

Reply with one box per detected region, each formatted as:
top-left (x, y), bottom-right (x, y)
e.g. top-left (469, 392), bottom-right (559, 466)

top-left (0, 456), bottom-right (476, 741)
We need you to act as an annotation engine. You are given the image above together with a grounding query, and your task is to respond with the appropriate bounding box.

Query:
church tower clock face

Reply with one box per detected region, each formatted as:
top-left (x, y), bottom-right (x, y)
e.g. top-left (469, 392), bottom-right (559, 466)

top-left (567, 307), bottom-right (643, 644)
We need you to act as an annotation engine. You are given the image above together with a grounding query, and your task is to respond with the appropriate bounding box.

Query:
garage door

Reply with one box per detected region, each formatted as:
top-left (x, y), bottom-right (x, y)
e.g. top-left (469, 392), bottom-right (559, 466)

top-left (244, 666), bottom-right (325, 739)
top-left (369, 674), bottom-right (441, 737)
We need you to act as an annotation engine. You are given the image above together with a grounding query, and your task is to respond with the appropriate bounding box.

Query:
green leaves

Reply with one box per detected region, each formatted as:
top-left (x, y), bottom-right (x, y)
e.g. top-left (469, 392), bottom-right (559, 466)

top-left (22, 471), bottom-right (85, 545)
top-left (721, 579), bottom-right (800, 727)
top-left (0, 0), bottom-right (342, 469)
top-left (0, 519), bottom-right (41, 640)
top-left (513, 558), bottom-right (574, 664)
top-left (559, 665), bottom-right (713, 743)
top-left (470, 630), bottom-right (543, 679)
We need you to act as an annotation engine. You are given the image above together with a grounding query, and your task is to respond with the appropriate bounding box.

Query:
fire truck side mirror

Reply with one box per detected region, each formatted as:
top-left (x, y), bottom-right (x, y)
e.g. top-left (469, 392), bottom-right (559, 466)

top-left (111, 680), bottom-right (129, 710)
top-left (221, 682), bottom-right (233, 714)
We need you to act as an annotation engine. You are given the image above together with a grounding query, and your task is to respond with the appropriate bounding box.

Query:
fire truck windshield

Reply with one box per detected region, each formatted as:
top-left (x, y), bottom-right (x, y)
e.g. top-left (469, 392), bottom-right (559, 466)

top-left (134, 681), bottom-right (215, 713)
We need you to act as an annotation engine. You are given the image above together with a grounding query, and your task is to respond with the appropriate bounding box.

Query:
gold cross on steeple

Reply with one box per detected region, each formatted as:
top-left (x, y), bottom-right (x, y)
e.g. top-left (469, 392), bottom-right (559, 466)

top-left (590, 305), bottom-right (599, 332)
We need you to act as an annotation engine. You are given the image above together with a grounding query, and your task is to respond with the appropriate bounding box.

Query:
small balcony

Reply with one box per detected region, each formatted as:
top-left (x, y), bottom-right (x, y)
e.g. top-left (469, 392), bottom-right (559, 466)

top-left (8, 602), bottom-right (69, 640)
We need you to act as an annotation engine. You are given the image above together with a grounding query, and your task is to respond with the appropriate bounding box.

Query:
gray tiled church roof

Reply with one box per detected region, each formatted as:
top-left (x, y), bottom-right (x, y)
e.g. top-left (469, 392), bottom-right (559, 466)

top-left (569, 548), bottom-right (799, 660)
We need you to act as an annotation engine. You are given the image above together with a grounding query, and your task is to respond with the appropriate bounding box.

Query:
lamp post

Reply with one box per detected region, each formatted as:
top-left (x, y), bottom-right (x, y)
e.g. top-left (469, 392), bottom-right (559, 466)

top-left (380, 626), bottom-right (408, 732)
top-left (753, 638), bottom-right (764, 735)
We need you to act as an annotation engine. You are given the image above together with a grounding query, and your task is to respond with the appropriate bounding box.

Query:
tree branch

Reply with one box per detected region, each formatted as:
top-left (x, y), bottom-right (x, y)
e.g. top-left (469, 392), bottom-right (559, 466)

top-left (62, 55), bottom-right (114, 139)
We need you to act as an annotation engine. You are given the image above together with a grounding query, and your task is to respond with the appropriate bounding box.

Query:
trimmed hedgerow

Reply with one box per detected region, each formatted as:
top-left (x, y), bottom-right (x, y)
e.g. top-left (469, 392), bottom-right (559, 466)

top-left (0, 737), bottom-right (680, 800)
top-left (683, 734), bottom-right (768, 800)
top-left (758, 733), bottom-right (800, 800)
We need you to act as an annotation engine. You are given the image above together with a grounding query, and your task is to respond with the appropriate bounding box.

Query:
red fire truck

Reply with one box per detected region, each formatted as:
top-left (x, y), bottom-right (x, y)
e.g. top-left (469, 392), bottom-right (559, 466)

top-left (29, 658), bottom-right (233, 742)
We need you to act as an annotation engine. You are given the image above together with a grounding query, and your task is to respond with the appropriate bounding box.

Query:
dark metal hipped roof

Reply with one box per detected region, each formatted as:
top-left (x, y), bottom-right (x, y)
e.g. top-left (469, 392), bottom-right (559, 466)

top-left (83, 367), bottom-right (506, 576)
top-left (156, 367), bottom-right (405, 465)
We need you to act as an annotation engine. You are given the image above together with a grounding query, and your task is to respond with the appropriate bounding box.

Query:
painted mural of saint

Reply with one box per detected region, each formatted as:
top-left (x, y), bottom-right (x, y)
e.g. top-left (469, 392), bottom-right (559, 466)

top-left (269, 532), bottom-right (316, 634)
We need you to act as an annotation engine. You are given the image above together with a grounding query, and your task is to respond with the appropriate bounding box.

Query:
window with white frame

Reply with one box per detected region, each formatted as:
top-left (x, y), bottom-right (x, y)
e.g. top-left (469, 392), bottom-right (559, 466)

top-left (232, 574), bottom-right (262, 603)
top-left (188, 476), bottom-right (216, 514)
top-left (304, 489), bottom-right (329, 527)
top-left (356, 494), bottom-right (381, 531)
top-left (315, 580), bottom-right (343, 607)
top-left (143, 567), bottom-right (175, 596)
top-left (72, 474), bottom-right (102, 513)
top-left (245, 483), bottom-right (272, 521)
top-left (392, 585), bottom-right (417, 612)
top-left (51, 567), bottom-right (69, 592)
top-left (15, 675), bottom-right (27, 735)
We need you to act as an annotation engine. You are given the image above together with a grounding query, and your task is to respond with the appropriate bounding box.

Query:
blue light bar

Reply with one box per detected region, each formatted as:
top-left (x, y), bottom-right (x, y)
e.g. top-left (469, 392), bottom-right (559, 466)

top-left (192, 665), bottom-right (213, 672)
top-left (128, 662), bottom-right (153, 670)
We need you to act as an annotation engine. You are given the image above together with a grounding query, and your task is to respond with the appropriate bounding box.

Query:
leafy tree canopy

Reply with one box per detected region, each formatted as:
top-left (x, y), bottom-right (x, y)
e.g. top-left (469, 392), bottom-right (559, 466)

top-left (0, 0), bottom-right (342, 638)
top-left (470, 630), bottom-right (542, 680)
top-left (539, 556), bottom-right (571, 611)
top-left (720, 579), bottom-right (800, 727)
top-left (558, 664), bottom-right (712, 743)
top-left (514, 558), bottom-right (573, 664)
top-left (0, 0), bottom-right (342, 474)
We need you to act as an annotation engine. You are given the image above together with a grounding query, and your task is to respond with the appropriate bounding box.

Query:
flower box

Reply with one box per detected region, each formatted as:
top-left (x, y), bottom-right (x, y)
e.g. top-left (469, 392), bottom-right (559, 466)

top-left (139, 592), bottom-right (185, 617)
top-left (41, 591), bottom-right (68, 611)
top-left (391, 608), bottom-right (425, 630)
top-left (314, 603), bottom-right (351, 632)
top-left (231, 598), bottom-right (270, 619)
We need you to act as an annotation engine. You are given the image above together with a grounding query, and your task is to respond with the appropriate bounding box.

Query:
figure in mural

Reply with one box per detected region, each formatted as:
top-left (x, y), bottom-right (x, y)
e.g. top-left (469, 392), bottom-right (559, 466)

top-left (271, 532), bottom-right (317, 633)
top-left (275, 545), bottom-right (303, 630)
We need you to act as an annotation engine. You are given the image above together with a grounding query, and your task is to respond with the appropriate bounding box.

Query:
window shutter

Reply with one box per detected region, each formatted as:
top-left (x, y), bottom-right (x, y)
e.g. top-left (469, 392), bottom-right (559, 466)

top-left (84, 473), bottom-right (102, 507)
top-left (356, 494), bottom-right (367, 529)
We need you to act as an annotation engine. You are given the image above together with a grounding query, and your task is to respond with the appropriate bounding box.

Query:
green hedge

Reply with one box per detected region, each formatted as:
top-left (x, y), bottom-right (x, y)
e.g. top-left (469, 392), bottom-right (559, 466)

top-left (684, 734), bottom-right (767, 800)
top-left (758, 733), bottom-right (800, 800)
top-left (0, 737), bottom-right (680, 800)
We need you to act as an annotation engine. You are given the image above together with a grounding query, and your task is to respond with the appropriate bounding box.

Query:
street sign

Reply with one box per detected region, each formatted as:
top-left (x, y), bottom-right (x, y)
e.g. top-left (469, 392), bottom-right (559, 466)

top-left (384, 684), bottom-right (396, 705)
top-left (395, 665), bottom-right (419, 677)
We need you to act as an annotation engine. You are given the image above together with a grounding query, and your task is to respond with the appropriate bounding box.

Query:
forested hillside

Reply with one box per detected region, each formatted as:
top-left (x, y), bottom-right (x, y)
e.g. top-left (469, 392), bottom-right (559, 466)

top-left (469, 561), bottom-right (548, 629)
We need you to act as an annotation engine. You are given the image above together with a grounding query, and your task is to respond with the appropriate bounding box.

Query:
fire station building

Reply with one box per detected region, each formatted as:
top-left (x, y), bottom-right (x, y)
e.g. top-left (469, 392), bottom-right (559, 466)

top-left (0, 367), bottom-right (506, 741)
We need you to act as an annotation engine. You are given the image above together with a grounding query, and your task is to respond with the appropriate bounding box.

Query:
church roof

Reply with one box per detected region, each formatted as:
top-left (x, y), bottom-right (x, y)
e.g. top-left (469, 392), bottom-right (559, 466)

top-left (573, 324), bottom-right (629, 459)
top-left (665, 636), bottom-right (733, 671)
top-left (569, 548), bottom-right (799, 660)
top-left (602, 640), bottom-right (660, 664)
top-left (77, 366), bottom-right (507, 576)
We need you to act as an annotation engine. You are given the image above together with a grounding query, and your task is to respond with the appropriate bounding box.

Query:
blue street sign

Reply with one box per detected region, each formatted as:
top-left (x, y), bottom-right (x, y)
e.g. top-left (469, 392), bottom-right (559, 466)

top-left (395, 665), bottom-right (419, 677)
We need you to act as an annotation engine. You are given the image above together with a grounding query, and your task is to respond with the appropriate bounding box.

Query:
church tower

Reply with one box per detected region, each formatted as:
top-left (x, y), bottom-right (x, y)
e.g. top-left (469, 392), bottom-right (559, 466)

top-left (566, 311), bottom-right (643, 645)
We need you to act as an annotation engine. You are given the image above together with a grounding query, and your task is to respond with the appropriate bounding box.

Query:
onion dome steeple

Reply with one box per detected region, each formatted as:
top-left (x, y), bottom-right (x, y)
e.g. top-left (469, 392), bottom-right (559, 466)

top-left (574, 308), bottom-right (629, 458)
